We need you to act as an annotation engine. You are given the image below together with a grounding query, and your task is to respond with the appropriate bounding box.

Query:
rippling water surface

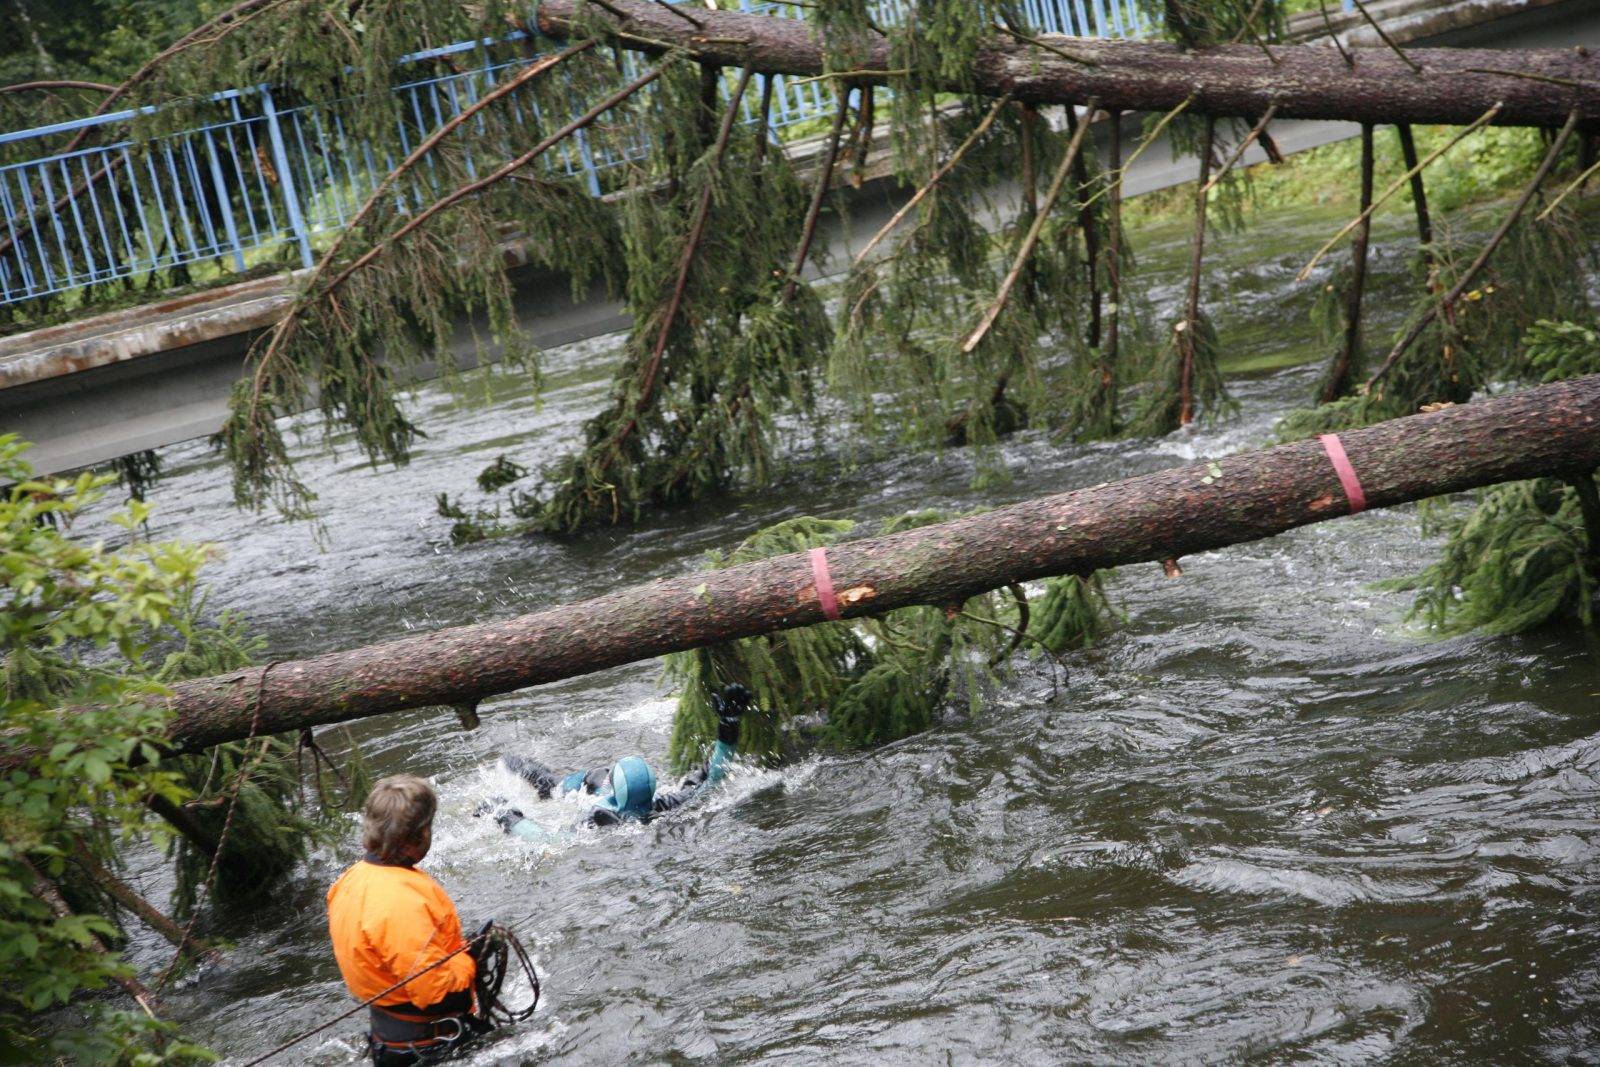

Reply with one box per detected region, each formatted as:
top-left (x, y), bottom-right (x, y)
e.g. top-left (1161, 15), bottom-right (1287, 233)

top-left (87, 201), bottom-right (1600, 1064)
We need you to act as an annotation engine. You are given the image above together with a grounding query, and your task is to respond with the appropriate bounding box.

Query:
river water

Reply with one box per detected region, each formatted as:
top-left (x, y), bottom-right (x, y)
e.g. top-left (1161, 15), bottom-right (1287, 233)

top-left (89, 200), bottom-right (1600, 1064)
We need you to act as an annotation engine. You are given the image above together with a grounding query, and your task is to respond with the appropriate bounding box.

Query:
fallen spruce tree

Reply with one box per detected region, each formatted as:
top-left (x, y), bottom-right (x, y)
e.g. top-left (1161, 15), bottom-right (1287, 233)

top-left (529, 0), bottom-right (1600, 129)
top-left (57, 0), bottom-right (1596, 531)
top-left (34, 372), bottom-right (1596, 763)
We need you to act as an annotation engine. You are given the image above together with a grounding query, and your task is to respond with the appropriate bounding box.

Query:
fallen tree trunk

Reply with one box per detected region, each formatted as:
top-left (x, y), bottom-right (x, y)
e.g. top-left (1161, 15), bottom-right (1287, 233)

top-left (532, 0), bottom-right (1600, 130)
top-left (22, 374), bottom-right (1590, 763)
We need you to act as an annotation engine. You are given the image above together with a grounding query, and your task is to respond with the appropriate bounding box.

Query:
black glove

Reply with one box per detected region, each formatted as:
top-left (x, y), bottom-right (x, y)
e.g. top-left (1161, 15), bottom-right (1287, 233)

top-left (493, 807), bottom-right (526, 834)
top-left (468, 918), bottom-right (495, 962)
top-left (712, 683), bottom-right (754, 745)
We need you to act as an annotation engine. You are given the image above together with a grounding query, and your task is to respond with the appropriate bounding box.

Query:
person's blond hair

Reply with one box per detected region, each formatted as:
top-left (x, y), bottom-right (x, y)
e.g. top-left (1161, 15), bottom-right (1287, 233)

top-left (362, 775), bottom-right (437, 863)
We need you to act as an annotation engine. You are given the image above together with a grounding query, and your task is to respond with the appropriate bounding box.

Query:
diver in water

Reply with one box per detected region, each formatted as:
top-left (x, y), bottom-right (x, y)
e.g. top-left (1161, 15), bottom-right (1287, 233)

top-left (487, 683), bottom-right (754, 840)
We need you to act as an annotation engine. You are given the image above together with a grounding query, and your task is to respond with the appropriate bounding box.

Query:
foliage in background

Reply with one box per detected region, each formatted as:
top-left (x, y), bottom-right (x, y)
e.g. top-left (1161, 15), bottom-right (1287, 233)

top-left (0, 0), bottom-right (205, 92)
top-left (663, 514), bottom-right (1119, 770)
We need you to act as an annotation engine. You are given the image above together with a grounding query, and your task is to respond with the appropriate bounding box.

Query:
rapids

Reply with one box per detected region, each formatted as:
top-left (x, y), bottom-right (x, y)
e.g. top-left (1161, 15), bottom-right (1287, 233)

top-left (83, 199), bottom-right (1600, 1064)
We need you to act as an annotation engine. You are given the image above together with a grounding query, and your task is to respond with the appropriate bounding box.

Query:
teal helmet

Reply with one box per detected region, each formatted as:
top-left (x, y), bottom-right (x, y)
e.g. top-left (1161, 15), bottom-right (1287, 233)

top-left (609, 756), bottom-right (657, 818)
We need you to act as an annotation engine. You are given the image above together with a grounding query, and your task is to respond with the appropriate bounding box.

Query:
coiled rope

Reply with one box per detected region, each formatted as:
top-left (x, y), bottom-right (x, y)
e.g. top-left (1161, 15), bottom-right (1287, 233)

top-left (240, 920), bottom-right (539, 1066)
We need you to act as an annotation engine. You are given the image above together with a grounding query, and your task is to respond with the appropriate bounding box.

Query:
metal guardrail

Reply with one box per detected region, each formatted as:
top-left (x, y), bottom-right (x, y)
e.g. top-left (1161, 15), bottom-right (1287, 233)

top-left (0, 0), bottom-right (1342, 310)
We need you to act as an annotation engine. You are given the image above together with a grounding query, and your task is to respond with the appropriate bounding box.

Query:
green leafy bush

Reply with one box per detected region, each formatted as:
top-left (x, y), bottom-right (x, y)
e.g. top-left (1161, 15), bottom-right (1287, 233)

top-left (0, 434), bottom-right (218, 1062)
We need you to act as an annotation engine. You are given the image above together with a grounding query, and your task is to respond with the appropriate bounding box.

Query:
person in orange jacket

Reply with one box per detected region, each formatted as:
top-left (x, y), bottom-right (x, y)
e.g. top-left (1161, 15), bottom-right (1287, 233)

top-left (327, 774), bottom-right (486, 1065)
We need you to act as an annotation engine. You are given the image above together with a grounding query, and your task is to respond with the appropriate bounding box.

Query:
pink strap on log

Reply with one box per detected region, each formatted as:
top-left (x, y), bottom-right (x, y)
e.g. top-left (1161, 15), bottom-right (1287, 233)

top-left (1318, 433), bottom-right (1367, 514)
top-left (809, 547), bottom-right (841, 621)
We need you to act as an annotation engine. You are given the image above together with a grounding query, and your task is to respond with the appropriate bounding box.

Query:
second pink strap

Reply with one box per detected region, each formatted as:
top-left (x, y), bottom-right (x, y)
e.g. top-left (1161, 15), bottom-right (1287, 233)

top-left (809, 547), bottom-right (841, 621)
top-left (1318, 433), bottom-right (1368, 514)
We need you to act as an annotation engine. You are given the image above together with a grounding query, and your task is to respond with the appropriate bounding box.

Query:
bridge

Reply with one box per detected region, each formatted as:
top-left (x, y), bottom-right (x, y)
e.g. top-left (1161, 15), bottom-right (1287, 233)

top-left (0, 0), bottom-right (1591, 478)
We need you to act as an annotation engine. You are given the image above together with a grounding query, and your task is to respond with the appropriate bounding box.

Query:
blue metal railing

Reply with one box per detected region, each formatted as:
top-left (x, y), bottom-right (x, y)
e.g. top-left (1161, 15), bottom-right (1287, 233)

top-left (0, 0), bottom-right (1345, 310)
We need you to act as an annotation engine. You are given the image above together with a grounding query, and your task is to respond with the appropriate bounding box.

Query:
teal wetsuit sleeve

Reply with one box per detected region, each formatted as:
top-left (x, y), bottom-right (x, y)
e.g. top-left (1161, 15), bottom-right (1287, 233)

top-left (650, 740), bottom-right (737, 815)
top-left (505, 815), bottom-right (576, 843)
top-left (705, 739), bottom-right (735, 786)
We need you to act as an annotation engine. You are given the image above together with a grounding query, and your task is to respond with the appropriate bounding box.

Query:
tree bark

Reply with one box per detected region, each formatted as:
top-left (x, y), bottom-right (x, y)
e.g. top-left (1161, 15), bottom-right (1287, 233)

top-left (1179, 117), bottom-right (1216, 427)
top-left (17, 375), bottom-right (1594, 764)
top-left (1321, 122), bottom-right (1374, 403)
top-left (20, 854), bottom-right (157, 1010)
top-left (531, 0), bottom-right (1600, 130)
top-left (69, 841), bottom-right (219, 963)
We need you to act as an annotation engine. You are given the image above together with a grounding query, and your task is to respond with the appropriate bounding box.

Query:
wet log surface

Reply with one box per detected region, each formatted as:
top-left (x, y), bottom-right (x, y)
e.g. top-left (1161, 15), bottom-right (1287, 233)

top-left (86, 375), bottom-right (1600, 759)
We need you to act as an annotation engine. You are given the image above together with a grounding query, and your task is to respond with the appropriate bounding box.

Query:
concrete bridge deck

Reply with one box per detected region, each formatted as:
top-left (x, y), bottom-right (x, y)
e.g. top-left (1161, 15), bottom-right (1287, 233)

top-left (1, 0), bottom-right (1593, 478)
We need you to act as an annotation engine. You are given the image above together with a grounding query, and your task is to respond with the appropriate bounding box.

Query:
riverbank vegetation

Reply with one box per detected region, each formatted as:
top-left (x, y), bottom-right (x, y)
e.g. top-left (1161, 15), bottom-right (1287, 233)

top-left (0, 436), bottom-right (367, 1060)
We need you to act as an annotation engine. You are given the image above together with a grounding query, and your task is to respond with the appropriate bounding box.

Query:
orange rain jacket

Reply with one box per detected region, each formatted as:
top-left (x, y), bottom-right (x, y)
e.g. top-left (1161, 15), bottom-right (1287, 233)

top-left (326, 859), bottom-right (477, 1010)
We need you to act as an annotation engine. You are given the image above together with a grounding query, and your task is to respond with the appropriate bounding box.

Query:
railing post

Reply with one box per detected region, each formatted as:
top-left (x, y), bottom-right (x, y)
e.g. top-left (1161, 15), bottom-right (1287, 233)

top-left (201, 129), bottom-right (247, 272)
top-left (258, 85), bottom-right (314, 268)
top-left (573, 127), bottom-right (604, 198)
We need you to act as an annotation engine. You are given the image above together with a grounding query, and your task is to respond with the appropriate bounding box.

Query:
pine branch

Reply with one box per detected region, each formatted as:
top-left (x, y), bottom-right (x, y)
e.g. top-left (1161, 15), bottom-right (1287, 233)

top-left (232, 57), bottom-right (675, 507)
top-left (1179, 116), bottom-right (1217, 427)
top-left (752, 74), bottom-right (777, 169)
top-left (70, 840), bottom-right (221, 964)
top-left (0, 79), bottom-right (116, 93)
top-left (1320, 122), bottom-right (1373, 403)
top-left (781, 94), bottom-right (851, 304)
top-left (1348, 0), bottom-right (1422, 74)
top-left (1394, 124), bottom-right (1434, 250)
top-left (851, 92), bottom-right (1012, 268)
top-left (1200, 104), bottom-right (1278, 194)
top-left (1297, 103), bottom-right (1503, 282)
top-left (1319, 0), bottom-right (1355, 67)
top-left (1065, 106), bottom-right (1103, 349)
top-left (1536, 154), bottom-right (1600, 222)
top-left (621, 67), bottom-right (757, 445)
top-left (1365, 109), bottom-right (1580, 392)
top-left (233, 40), bottom-right (601, 451)
top-left (962, 99), bottom-right (1100, 356)
top-left (1079, 95), bottom-right (1194, 212)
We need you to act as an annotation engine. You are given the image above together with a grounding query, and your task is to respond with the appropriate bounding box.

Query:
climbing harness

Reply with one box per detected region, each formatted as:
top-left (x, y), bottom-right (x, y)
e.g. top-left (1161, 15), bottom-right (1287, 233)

top-left (240, 921), bottom-right (539, 1066)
